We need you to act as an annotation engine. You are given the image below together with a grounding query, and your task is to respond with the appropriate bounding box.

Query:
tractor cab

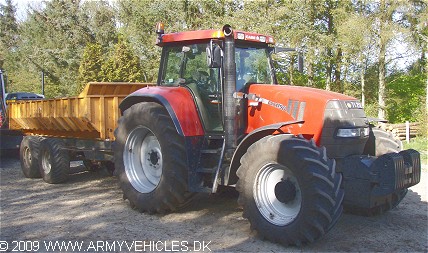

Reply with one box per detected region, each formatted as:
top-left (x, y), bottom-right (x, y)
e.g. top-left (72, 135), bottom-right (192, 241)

top-left (155, 25), bottom-right (276, 134)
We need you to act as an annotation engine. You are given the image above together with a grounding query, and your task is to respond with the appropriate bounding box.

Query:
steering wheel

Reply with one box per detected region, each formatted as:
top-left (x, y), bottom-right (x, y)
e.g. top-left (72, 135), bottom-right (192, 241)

top-left (194, 70), bottom-right (210, 89)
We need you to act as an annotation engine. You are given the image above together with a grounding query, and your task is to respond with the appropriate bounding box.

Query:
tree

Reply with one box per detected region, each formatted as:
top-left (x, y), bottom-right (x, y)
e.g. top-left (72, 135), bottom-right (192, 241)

top-left (77, 43), bottom-right (103, 93)
top-left (0, 0), bottom-right (18, 69)
top-left (16, 0), bottom-right (93, 97)
top-left (83, 0), bottom-right (117, 48)
top-left (0, 0), bottom-right (18, 49)
top-left (101, 37), bottom-right (143, 82)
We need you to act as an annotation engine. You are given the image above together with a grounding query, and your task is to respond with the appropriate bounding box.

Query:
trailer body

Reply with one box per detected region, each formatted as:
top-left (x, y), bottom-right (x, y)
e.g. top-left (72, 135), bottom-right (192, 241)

top-left (8, 82), bottom-right (153, 140)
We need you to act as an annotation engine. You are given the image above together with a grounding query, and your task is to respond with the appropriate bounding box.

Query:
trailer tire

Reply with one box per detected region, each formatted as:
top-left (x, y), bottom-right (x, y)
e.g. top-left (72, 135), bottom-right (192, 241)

top-left (236, 135), bottom-right (344, 246)
top-left (20, 136), bottom-right (42, 178)
top-left (113, 102), bottom-right (192, 213)
top-left (38, 139), bottom-right (70, 184)
top-left (349, 126), bottom-right (406, 216)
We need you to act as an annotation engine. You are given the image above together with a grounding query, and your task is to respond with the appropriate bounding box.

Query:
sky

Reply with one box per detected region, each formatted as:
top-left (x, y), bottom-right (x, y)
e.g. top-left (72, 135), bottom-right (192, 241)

top-left (2, 0), bottom-right (37, 21)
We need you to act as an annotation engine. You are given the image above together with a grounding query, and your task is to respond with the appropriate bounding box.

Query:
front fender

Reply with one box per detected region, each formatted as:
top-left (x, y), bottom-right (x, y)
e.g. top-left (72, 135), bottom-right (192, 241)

top-left (120, 86), bottom-right (204, 137)
top-left (225, 120), bottom-right (304, 185)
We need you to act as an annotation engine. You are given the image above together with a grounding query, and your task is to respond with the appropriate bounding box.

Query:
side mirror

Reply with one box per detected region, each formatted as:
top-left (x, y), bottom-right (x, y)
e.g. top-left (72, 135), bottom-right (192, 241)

top-left (206, 40), bottom-right (222, 68)
top-left (274, 47), bottom-right (304, 72)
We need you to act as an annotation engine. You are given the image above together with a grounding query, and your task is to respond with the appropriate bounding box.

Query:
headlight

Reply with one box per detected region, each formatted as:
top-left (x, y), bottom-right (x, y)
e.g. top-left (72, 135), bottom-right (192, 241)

top-left (336, 127), bottom-right (369, 138)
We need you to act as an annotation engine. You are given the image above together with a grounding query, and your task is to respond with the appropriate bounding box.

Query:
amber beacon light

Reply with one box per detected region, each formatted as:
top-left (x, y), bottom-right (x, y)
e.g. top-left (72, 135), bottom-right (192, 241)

top-left (155, 22), bottom-right (165, 35)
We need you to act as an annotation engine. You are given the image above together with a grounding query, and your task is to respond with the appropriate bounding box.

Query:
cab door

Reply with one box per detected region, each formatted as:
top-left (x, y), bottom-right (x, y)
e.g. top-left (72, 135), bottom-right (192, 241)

top-left (159, 43), bottom-right (223, 133)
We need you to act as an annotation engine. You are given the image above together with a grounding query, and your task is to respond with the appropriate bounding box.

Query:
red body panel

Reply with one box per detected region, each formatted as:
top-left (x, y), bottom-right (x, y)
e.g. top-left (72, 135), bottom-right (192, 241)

top-left (131, 86), bottom-right (204, 136)
top-left (246, 84), bottom-right (356, 144)
top-left (158, 29), bottom-right (274, 46)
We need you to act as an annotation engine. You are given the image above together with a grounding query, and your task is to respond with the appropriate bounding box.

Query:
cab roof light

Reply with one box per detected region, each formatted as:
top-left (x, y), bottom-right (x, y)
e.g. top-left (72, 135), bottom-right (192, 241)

top-left (155, 22), bottom-right (165, 45)
top-left (212, 30), bottom-right (224, 38)
top-left (156, 22), bottom-right (165, 34)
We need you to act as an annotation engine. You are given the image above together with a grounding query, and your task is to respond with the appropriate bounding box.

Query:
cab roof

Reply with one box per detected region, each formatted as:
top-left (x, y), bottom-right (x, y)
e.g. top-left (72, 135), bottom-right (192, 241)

top-left (157, 29), bottom-right (275, 46)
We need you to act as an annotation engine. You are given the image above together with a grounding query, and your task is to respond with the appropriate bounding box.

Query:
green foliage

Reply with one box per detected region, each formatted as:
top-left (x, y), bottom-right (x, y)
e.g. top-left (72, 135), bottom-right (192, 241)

top-left (13, 0), bottom-right (94, 97)
top-left (386, 69), bottom-right (425, 123)
top-left (363, 103), bottom-right (379, 119)
top-left (82, 0), bottom-right (117, 48)
top-left (403, 137), bottom-right (428, 164)
top-left (77, 43), bottom-right (103, 93)
top-left (101, 38), bottom-right (142, 82)
top-left (0, 0), bottom-right (18, 50)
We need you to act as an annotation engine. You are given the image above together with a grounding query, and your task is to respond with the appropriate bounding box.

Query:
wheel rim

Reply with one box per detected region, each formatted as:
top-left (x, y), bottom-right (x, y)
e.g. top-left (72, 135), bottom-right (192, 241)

top-left (41, 149), bottom-right (51, 174)
top-left (254, 163), bottom-right (302, 226)
top-left (124, 126), bottom-right (163, 193)
top-left (23, 146), bottom-right (32, 168)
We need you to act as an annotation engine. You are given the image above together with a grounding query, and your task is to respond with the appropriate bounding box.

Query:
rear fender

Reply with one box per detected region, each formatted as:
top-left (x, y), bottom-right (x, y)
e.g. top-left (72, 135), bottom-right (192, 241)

top-left (119, 86), bottom-right (204, 137)
top-left (225, 120), bottom-right (304, 185)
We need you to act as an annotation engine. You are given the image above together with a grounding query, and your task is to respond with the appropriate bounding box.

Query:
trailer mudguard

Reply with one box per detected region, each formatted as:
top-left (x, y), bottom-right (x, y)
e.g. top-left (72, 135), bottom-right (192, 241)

top-left (225, 120), bottom-right (304, 185)
top-left (119, 86), bottom-right (204, 137)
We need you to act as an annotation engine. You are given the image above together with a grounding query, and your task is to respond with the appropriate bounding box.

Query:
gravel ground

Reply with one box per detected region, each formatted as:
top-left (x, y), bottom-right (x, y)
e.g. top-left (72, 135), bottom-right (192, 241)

top-left (0, 154), bottom-right (427, 252)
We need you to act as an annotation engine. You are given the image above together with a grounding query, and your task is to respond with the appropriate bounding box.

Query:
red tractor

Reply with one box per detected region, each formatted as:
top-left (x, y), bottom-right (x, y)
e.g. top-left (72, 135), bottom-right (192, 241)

top-left (113, 24), bottom-right (420, 246)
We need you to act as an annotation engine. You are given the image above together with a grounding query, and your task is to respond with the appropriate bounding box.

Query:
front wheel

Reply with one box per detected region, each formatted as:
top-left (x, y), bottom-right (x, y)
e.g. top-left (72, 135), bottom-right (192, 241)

top-left (236, 135), bottom-right (344, 246)
top-left (113, 102), bottom-right (193, 213)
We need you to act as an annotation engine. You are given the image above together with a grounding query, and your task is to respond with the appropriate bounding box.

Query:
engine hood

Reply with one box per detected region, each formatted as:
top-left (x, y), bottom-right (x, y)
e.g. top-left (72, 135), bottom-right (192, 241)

top-left (245, 84), bottom-right (361, 143)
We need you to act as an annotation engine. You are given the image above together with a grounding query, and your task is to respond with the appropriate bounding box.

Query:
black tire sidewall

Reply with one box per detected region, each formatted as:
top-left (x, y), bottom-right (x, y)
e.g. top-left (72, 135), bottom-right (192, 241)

top-left (20, 136), bottom-right (41, 178)
top-left (237, 135), bottom-right (341, 245)
top-left (241, 136), bottom-right (317, 235)
top-left (114, 102), bottom-right (189, 212)
top-left (38, 139), bottom-right (69, 184)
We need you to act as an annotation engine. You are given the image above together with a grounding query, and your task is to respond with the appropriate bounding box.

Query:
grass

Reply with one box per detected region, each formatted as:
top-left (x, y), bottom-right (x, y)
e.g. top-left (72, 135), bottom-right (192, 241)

top-left (403, 136), bottom-right (428, 169)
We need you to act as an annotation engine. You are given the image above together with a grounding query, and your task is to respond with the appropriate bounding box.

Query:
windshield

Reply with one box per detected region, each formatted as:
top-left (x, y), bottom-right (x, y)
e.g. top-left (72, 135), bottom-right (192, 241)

top-left (236, 46), bottom-right (273, 91)
top-left (161, 44), bottom-right (273, 91)
top-left (161, 44), bottom-right (219, 87)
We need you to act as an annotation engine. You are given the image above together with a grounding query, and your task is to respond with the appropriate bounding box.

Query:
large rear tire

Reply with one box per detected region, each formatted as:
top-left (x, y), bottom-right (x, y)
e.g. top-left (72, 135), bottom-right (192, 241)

top-left (350, 126), bottom-right (407, 216)
top-left (113, 102), bottom-right (193, 213)
top-left (38, 139), bottom-right (70, 184)
top-left (20, 136), bottom-right (42, 178)
top-left (236, 135), bottom-right (344, 246)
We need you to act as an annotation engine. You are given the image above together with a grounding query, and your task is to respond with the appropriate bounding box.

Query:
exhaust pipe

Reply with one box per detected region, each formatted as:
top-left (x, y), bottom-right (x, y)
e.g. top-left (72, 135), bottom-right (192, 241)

top-left (223, 24), bottom-right (237, 160)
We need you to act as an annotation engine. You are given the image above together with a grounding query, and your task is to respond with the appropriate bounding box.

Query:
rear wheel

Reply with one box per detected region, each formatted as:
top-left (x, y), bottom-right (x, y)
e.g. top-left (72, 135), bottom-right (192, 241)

top-left (350, 126), bottom-right (407, 216)
top-left (38, 139), bottom-right (70, 184)
top-left (20, 136), bottom-right (42, 178)
top-left (113, 102), bottom-right (193, 213)
top-left (236, 135), bottom-right (344, 246)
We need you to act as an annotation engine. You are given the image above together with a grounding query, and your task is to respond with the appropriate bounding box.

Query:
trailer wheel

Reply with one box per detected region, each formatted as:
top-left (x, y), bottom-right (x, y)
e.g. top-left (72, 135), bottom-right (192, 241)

top-left (350, 126), bottom-right (407, 216)
top-left (20, 136), bottom-right (42, 178)
top-left (236, 135), bottom-right (344, 246)
top-left (113, 102), bottom-right (192, 213)
top-left (38, 139), bottom-right (70, 184)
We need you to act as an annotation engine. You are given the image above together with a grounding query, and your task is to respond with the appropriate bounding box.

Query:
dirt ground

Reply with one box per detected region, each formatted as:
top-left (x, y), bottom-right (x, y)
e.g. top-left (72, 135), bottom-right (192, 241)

top-left (0, 154), bottom-right (427, 252)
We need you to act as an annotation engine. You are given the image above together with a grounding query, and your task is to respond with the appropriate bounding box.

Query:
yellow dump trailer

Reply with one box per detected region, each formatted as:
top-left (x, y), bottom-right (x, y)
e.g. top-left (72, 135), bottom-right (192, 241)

top-left (7, 82), bottom-right (154, 180)
top-left (8, 82), bottom-right (153, 140)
